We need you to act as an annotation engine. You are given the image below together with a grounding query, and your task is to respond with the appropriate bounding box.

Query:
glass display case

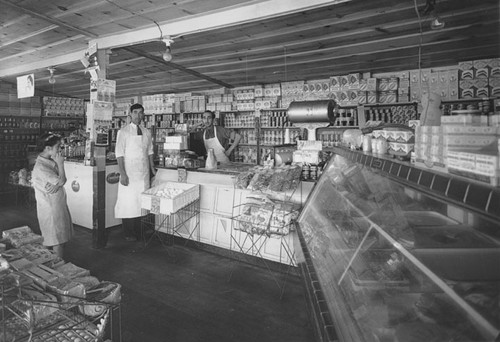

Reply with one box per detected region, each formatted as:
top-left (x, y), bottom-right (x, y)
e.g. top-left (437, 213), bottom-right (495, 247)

top-left (297, 148), bottom-right (500, 342)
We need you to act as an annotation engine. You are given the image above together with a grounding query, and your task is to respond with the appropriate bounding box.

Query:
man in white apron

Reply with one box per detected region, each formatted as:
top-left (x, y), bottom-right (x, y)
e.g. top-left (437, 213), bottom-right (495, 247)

top-left (114, 103), bottom-right (156, 241)
top-left (201, 110), bottom-right (241, 163)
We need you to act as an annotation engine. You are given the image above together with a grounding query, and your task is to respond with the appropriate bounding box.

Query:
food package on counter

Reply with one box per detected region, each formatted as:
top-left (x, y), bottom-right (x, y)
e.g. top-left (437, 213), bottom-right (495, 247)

top-left (2, 226), bottom-right (43, 248)
top-left (10, 286), bottom-right (59, 324)
top-left (54, 262), bottom-right (90, 279)
top-left (292, 150), bottom-right (320, 164)
top-left (79, 281), bottom-right (121, 317)
top-left (9, 257), bottom-right (35, 271)
top-left (46, 277), bottom-right (86, 304)
top-left (18, 243), bottom-right (58, 265)
top-left (235, 170), bottom-right (255, 189)
top-left (269, 201), bottom-right (300, 236)
top-left (21, 264), bottom-right (63, 288)
top-left (251, 202), bottom-right (274, 234)
top-left (247, 168), bottom-right (274, 191)
top-left (237, 195), bottom-right (273, 234)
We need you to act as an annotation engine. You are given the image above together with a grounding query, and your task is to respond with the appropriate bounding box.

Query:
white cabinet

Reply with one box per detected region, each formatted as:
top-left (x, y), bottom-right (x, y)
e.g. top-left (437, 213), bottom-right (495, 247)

top-left (199, 184), bottom-right (216, 213)
top-left (212, 216), bottom-right (232, 249)
top-left (199, 212), bottom-right (213, 244)
top-left (214, 187), bottom-right (234, 217)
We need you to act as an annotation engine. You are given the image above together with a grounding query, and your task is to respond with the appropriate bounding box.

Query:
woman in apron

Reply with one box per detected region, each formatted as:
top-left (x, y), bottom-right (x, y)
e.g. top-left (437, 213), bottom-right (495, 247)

top-left (114, 103), bottom-right (156, 241)
top-left (32, 132), bottom-right (73, 258)
top-left (201, 110), bottom-right (241, 163)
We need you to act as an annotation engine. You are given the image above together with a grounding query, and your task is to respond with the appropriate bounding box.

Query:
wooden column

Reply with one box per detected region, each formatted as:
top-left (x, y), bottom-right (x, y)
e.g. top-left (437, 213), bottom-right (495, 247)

top-left (92, 48), bottom-right (109, 249)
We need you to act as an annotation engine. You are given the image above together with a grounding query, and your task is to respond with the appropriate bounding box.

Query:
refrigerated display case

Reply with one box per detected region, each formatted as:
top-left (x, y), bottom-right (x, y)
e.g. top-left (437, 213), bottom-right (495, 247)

top-left (296, 147), bottom-right (500, 342)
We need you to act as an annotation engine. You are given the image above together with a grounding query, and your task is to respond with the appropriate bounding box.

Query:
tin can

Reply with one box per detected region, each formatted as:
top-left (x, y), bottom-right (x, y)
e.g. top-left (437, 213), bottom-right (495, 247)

top-left (301, 164), bottom-right (310, 180)
top-left (362, 135), bottom-right (372, 152)
top-left (310, 165), bottom-right (318, 180)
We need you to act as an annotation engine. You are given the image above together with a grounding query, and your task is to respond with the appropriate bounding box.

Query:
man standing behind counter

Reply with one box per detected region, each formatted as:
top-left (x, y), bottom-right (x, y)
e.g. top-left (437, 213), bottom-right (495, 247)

top-left (115, 103), bottom-right (156, 241)
top-left (193, 110), bottom-right (241, 163)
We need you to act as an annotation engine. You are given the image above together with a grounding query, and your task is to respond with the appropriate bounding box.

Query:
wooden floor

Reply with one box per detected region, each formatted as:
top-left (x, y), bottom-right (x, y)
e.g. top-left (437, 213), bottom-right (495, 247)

top-left (0, 203), bottom-right (315, 342)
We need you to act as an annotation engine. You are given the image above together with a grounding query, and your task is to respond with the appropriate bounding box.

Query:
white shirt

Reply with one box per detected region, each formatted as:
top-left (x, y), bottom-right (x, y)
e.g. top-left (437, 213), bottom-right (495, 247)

top-left (115, 123), bottom-right (154, 158)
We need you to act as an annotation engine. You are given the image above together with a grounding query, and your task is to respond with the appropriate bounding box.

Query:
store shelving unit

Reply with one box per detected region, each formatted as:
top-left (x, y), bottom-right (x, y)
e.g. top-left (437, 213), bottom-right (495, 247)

top-left (297, 146), bottom-right (500, 342)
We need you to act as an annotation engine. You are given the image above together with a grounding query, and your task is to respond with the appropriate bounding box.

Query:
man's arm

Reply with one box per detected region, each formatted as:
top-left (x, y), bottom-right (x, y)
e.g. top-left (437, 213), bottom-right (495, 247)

top-left (225, 130), bottom-right (241, 157)
top-left (117, 156), bottom-right (128, 186)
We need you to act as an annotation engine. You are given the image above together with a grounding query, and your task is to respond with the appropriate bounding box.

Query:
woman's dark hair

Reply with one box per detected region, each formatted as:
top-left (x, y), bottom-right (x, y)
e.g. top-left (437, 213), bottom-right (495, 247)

top-left (130, 103), bottom-right (144, 112)
top-left (38, 132), bottom-right (62, 151)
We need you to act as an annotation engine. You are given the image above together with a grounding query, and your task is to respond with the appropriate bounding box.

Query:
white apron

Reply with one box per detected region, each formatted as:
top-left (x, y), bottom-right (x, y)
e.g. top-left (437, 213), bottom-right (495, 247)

top-left (204, 127), bottom-right (230, 163)
top-left (115, 134), bottom-right (150, 218)
top-left (32, 156), bottom-right (73, 246)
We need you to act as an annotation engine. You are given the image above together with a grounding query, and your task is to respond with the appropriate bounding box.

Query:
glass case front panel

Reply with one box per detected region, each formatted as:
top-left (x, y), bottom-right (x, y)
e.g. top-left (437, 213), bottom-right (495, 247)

top-left (298, 153), bottom-right (500, 342)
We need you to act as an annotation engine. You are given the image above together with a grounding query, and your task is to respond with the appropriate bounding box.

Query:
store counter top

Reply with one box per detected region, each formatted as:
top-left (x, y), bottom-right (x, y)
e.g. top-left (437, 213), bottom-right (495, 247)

top-left (157, 162), bottom-right (254, 175)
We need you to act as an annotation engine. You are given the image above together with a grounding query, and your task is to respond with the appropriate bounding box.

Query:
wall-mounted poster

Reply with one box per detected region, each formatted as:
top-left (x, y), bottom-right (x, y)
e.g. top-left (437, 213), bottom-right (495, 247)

top-left (17, 74), bottom-right (35, 98)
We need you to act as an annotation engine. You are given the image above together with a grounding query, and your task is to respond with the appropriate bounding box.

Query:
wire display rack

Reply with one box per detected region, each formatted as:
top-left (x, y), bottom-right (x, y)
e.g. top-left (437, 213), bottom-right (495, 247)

top-left (0, 281), bottom-right (122, 342)
top-left (229, 183), bottom-right (304, 299)
top-left (140, 199), bottom-right (201, 252)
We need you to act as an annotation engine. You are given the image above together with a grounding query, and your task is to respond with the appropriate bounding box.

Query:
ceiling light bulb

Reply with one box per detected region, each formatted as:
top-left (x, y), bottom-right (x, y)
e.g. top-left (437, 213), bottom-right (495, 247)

top-left (47, 67), bottom-right (56, 84)
top-left (430, 16), bottom-right (445, 30)
top-left (162, 46), bottom-right (172, 62)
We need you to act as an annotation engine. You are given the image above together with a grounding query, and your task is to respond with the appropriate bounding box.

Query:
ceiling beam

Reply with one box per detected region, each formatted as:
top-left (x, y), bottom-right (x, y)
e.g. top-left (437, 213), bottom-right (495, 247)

top-left (123, 47), bottom-right (233, 89)
top-left (0, 0), bottom-right (99, 38)
top-left (0, 0), bottom-right (350, 78)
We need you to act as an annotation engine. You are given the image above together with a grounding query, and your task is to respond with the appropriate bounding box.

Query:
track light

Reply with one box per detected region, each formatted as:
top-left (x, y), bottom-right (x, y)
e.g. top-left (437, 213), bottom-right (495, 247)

top-left (162, 36), bottom-right (174, 62)
top-left (48, 67), bottom-right (56, 84)
top-left (430, 16), bottom-right (445, 30)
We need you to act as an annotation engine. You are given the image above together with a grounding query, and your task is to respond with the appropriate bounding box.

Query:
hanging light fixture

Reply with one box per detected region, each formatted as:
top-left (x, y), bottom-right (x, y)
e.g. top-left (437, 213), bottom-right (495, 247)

top-left (48, 67), bottom-right (56, 84)
top-left (162, 36), bottom-right (174, 62)
top-left (430, 16), bottom-right (445, 30)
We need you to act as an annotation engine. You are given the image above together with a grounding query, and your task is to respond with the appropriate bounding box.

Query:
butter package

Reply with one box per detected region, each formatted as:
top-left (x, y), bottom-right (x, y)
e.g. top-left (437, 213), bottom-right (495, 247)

top-left (330, 76), bottom-right (341, 91)
top-left (367, 91), bottom-right (377, 104)
top-left (292, 150), bottom-right (321, 164)
top-left (377, 78), bottom-right (390, 91)
top-left (340, 75), bottom-right (350, 90)
top-left (473, 59), bottom-right (491, 79)
top-left (357, 91), bottom-right (367, 104)
top-left (459, 80), bottom-right (475, 98)
top-left (348, 73), bottom-right (361, 89)
top-left (490, 78), bottom-right (500, 98)
top-left (359, 78), bottom-right (368, 91)
top-left (458, 61), bottom-right (474, 79)
top-left (474, 78), bottom-right (490, 98)
top-left (347, 90), bottom-right (358, 103)
top-left (366, 78), bottom-right (377, 91)
top-left (388, 142), bottom-right (414, 155)
top-left (491, 58), bottom-right (500, 78)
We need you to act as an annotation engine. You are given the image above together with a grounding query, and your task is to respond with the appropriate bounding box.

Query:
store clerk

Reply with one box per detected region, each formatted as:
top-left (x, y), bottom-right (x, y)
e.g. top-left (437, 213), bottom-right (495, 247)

top-left (114, 103), bottom-right (156, 241)
top-left (194, 110), bottom-right (241, 163)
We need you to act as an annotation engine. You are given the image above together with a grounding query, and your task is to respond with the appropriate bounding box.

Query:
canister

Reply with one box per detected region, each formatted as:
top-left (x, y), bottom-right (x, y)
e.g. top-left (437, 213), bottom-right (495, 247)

top-left (362, 135), bottom-right (372, 152)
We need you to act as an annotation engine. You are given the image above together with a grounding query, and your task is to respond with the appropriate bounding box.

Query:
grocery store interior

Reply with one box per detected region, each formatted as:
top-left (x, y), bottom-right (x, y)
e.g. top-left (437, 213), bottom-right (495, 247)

top-left (0, 1), bottom-right (500, 342)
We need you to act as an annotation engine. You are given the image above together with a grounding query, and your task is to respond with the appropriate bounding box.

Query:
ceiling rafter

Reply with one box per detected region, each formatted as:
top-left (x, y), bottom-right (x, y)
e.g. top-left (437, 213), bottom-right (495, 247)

top-left (0, 0), bottom-right (99, 38)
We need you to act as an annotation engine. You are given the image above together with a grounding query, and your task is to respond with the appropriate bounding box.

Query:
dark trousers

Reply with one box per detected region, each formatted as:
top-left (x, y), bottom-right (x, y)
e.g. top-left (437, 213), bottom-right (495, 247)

top-left (122, 217), bottom-right (141, 239)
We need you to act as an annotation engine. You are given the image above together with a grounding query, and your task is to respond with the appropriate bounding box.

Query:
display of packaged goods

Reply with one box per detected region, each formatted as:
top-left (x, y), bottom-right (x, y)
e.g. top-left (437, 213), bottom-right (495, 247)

top-left (17, 243), bottom-right (58, 265)
top-left (2, 226), bottom-right (43, 247)
top-left (10, 286), bottom-right (59, 324)
top-left (388, 142), bottom-right (414, 156)
top-left (21, 264), bottom-right (64, 288)
top-left (141, 182), bottom-right (200, 215)
top-left (54, 262), bottom-right (90, 279)
top-left (73, 276), bottom-right (100, 290)
top-left (46, 277), bottom-right (86, 304)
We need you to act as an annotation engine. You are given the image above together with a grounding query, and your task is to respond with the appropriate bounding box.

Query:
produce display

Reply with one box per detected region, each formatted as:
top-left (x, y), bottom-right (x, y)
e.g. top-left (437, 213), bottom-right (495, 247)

top-left (0, 226), bottom-right (120, 341)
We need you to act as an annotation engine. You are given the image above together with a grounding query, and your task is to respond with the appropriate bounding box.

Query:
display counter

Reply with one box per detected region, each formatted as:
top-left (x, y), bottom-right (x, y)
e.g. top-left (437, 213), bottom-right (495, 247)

top-left (155, 165), bottom-right (314, 264)
top-left (296, 147), bottom-right (500, 342)
top-left (64, 160), bottom-right (121, 229)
